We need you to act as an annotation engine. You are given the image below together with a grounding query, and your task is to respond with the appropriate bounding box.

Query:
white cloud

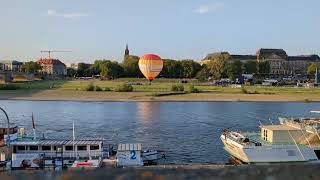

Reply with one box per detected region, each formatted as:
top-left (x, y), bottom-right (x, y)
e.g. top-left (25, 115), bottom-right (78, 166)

top-left (47, 9), bottom-right (88, 19)
top-left (194, 3), bottom-right (224, 14)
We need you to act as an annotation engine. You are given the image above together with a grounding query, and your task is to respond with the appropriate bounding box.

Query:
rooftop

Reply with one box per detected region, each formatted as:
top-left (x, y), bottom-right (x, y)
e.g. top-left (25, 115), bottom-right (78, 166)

top-left (230, 55), bottom-right (256, 61)
top-left (37, 58), bottom-right (66, 66)
top-left (288, 55), bottom-right (320, 61)
top-left (261, 125), bottom-right (299, 131)
top-left (10, 137), bottom-right (104, 146)
top-left (256, 48), bottom-right (288, 59)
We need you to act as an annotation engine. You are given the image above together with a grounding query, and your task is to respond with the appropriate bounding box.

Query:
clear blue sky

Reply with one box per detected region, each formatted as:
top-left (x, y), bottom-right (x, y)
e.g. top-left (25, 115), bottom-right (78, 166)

top-left (0, 0), bottom-right (319, 63)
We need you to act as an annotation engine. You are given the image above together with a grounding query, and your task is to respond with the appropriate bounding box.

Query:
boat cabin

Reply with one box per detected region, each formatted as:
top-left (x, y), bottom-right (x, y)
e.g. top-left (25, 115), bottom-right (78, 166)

top-left (0, 123), bottom-right (19, 146)
top-left (0, 123), bottom-right (19, 163)
top-left (261, 125), bottom-right (306, 144)
top-left (116, 143), bottom-right (143, 167)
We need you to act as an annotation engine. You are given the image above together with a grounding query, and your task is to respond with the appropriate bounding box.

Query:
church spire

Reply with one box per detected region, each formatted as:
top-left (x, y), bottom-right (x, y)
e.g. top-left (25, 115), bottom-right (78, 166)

top-left (124, 43), bottom-right (129, 57)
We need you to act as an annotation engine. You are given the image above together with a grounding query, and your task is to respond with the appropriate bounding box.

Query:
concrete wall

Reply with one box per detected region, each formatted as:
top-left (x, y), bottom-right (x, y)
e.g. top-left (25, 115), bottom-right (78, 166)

top-left (0, 164), bottom-right (319, 180)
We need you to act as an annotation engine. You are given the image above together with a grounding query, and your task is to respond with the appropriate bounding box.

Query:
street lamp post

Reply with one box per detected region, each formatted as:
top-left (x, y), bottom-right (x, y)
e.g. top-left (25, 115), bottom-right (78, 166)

top-left (0, 107), bottom-right (10, 163)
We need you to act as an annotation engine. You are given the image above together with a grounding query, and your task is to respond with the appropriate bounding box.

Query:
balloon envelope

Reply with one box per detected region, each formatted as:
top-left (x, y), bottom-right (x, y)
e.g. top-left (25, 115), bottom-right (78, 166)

top-left (139, 54), bottom-right (163, 81)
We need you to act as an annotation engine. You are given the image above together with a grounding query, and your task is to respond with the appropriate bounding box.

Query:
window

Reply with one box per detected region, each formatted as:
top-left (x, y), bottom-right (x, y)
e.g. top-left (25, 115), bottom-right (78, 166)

top-left (29, 146), bottom-right (38, 151)
top-left (77, 146), bottom-right (87, 151)
top-left (65, 146), bottom-right (73, 151)
top-left (263, 129), bottom-right (268, 141)
top-left (90, 145), bottom-right (99, 150)
top-left (41, 146), bottom-right (51, 151)
top-left (17, 146), bottom-right (26, 151)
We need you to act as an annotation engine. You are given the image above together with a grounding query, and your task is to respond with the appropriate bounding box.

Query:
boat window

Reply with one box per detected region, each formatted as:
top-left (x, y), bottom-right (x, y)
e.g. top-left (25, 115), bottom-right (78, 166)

top-left (53, 146), bottom-right (57, 151)
top-left (90, 145), bottom-right (99, 150)
top-left (29, 146), bottom-right (38, 151)
top-left (263, 129), bottom-right (268, 141)
top-left (243, 138), bottom-right (249, 143)
top-left (41, 146), bottom-right (51, 151)
top-left (17, 146), bottom-right (26, 151)
top-left (314, 150), bottom-right (320, 160)
top-left (77, 146), bottom-right (87, 151)
top-left (65, 146), bottom-right (73, 151)
top-left (13, 127), bottom-right (18, 133)
top-left (265, 130), bottom-right (268, 141)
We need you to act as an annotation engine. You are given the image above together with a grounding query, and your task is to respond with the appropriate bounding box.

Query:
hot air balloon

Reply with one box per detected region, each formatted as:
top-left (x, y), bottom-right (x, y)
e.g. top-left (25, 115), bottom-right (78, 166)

top-left (139, 54), bottom-right (163, 83)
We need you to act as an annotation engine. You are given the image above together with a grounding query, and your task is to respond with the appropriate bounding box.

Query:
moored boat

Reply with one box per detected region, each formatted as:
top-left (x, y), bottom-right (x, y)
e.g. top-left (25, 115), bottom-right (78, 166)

top-left (221, 113), bottom-right (320, 164)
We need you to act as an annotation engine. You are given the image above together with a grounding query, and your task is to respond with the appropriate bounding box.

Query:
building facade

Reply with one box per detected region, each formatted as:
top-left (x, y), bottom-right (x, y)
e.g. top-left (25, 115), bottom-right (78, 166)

top-left (201, 49), bottom-right (320, 75)
top-left (0, 60), bottom-right (23, 72)
top-left (36, 59), bottom-right (67, 75)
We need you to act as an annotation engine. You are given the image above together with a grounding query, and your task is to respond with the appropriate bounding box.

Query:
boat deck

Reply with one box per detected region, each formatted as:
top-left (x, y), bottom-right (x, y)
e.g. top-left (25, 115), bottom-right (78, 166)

top-left (241, 132), bottom-right (309, 148)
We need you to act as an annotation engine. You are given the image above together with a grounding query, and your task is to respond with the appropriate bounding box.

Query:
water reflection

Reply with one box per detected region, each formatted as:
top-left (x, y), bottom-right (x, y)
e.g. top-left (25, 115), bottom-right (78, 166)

top-left (137, 102), bottom-right (161, 124)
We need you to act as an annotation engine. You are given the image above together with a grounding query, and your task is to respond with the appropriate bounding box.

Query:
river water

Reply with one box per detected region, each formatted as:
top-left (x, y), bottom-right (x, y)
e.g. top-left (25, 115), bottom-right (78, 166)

top-left (0, 100), bottom-right (319, 164)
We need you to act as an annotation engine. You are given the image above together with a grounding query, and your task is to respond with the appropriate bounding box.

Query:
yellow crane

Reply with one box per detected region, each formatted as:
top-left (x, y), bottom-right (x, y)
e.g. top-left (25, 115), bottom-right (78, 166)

top-left (40, 50), bottom-right (72, 59)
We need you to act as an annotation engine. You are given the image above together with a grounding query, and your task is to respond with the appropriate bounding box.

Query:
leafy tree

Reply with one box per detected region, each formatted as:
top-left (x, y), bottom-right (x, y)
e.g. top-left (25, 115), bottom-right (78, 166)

top-left (206, 53), bottom-right (231, 80)
top-left (77, 63), bottom-right (93, 77)
top-left (244, 60), bottom-right (257, 74)
top-left (122, 55), bottom-right (142, 78)
top-left (99, 60), bottom-right (124, 79)
top-left (258, 61), bottom-right (271, 74)
top-left (67, 68), bottom-right (77, 77)
top-left (180, 60), bottom-right (202, 78)
top-left (196, 66), bottom-right (210, 82)
top-left (307, 63), bottom-right (318, 75)
top-left (159, 59), bottom-right (201, 78)
top-left (22, 61), bottom-right (42, 73)
top-left (160, 59), bottom-right (183, 78)
top-left (227, 60), bottom-right (243, 81)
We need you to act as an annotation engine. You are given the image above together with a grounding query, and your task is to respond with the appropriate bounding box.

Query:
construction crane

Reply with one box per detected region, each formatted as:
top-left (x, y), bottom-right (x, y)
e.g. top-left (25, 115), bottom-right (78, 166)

top-left (40, 50), bottom-right (72, 59)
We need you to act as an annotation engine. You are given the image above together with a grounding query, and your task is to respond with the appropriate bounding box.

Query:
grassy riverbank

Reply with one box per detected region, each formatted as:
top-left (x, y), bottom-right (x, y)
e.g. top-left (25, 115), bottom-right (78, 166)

top-left (1, 79), bottom-right (320, 102)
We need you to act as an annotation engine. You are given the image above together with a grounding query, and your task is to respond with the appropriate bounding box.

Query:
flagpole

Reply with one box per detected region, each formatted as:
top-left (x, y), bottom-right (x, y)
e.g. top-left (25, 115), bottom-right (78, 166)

top-left (72, 120), bottom-right (75, 158)
top-left (32, 112), bottom-right (36, 140)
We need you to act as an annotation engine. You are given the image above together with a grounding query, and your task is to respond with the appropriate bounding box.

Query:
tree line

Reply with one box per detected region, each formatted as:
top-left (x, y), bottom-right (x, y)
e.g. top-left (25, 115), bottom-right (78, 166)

top-left (67, 56), bottom-right (204, 80)
top-left (21, 55), bottom-right (318, 81)
top-left (197, 53), bottom-right (271, 81)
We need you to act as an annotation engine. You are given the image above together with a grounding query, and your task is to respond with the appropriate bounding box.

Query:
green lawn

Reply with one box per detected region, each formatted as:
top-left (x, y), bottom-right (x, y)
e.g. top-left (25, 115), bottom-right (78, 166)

top-left (2, 78), bottom-right (320, 96)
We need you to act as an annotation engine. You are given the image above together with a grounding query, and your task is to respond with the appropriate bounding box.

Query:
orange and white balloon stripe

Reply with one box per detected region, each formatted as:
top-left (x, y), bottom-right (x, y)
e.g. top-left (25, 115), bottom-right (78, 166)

top-left (139, 54), bottom-right (163, 81)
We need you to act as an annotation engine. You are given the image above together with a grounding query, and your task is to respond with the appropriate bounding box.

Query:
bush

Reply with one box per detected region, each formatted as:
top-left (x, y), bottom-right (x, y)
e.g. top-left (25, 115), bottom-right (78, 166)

top-left (171, 84), bottom-right (184, 92)
top-left (115, 83), bottom-right (133, 92)
top-left (241, 88), bottom-right (248, 94)
top-left (85, 83), bottom-right (95, 91)
top-left (95, 85), bottom-right (103, 91)
top-left (104, 87), bottom-right (112, 91)
top-left (188, 85), bottom-right (200, 93)
top-left (241, 88), bottom-right (260, 94)
top-left (0, 84), bottom-right (20, 90)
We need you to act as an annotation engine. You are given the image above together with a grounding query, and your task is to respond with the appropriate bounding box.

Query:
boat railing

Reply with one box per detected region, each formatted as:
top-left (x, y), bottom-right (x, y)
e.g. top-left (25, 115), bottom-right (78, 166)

top-left (13, 151), bottom-right (104, 159)
top-left (240, 132), bottom-right (309, 150)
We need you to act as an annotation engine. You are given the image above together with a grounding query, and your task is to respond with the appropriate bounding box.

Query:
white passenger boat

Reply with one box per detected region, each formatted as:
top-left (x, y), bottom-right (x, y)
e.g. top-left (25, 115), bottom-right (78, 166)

top-left (221, 114), bottom-right (320, 164)
top-left (10, 137), bottom-right (105, 169)
top-left (1, 108), bottom-right (166, 170)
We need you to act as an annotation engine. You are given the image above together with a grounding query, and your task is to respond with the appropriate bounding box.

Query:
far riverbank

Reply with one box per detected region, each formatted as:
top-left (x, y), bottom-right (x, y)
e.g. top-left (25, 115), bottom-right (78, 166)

top-left (1, 89), bottom-right (320, 102)
top-left (1, 79), bottom-right (320, 102)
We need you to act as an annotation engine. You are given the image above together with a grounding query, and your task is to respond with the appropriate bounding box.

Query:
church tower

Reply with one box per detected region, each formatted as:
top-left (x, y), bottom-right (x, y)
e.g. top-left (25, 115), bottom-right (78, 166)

top-left (124, 43), bottom-right (129, 57)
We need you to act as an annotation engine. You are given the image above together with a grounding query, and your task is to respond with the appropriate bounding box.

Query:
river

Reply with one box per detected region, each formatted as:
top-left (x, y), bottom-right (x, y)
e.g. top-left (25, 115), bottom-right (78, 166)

top-left (0, 100), bottom-right (319, 164)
